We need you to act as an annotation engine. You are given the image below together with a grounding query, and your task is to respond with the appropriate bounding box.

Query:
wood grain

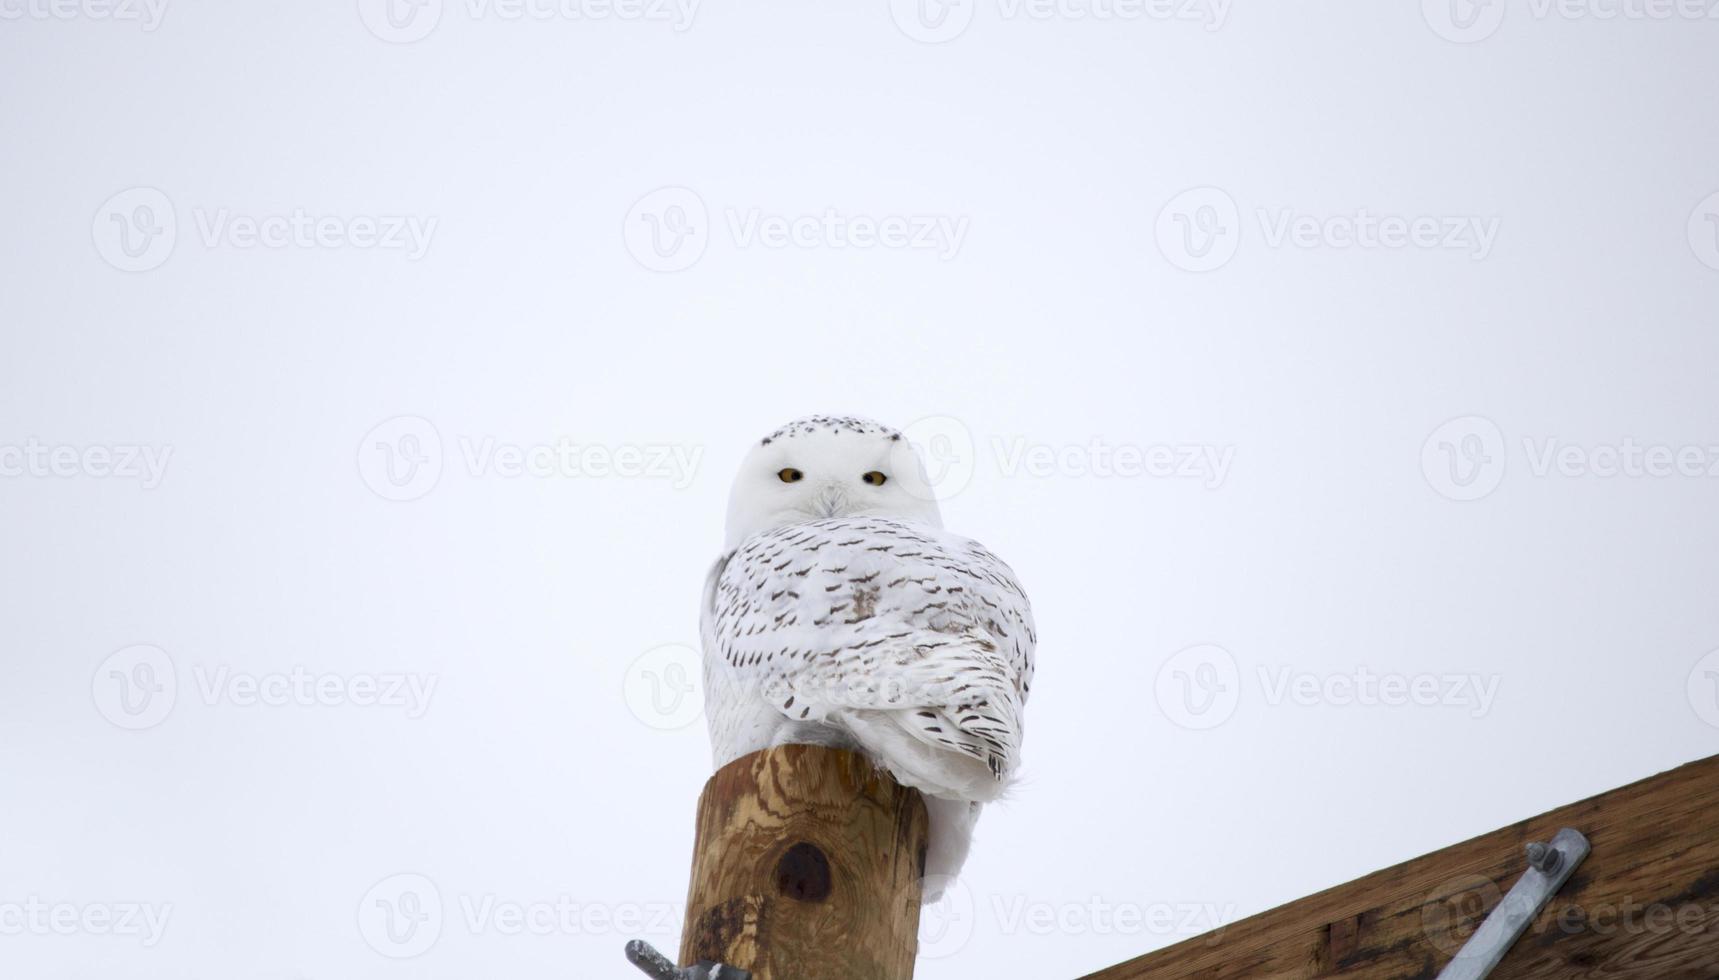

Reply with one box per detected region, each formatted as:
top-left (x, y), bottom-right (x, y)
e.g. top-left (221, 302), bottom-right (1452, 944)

top-left (679, 745), bottom-right (929, 979)
top-left (1084, 753), bottom-right (1719, 980)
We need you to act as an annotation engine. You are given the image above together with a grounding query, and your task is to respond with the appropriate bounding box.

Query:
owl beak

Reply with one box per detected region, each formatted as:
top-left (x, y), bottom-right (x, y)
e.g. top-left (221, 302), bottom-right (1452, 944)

top-left (812, 483), bottom-right (849, 519)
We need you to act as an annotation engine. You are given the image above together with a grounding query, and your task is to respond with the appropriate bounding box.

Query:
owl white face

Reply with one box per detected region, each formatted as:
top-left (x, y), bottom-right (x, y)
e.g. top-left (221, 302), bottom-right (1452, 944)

top-left (723, 416), bottom-right (944, 550)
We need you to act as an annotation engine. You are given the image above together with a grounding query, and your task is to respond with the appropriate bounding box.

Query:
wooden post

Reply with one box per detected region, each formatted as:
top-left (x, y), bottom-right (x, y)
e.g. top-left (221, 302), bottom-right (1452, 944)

top-left (679, 745), bottom-right (929, 979)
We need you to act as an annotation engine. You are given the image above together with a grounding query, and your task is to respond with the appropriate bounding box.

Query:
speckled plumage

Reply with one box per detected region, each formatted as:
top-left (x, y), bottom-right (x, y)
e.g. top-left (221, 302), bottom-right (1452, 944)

top-left (701, 416), bottom-right (1036, 896)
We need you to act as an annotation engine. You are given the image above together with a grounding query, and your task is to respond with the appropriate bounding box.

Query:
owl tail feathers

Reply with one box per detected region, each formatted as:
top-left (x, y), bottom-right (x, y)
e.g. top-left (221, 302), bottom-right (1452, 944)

top-left (837, 701), bottom-right (1019, 804)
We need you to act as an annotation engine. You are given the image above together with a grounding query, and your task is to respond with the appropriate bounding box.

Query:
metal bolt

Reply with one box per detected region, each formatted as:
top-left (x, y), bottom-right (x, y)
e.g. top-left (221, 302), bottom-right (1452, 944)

top-left (626, 941), bottom-right (685, 980)
top-left (1525, 841), bottom-right (1561, 875)
top-left (625, 941), bottom-right (753, 980)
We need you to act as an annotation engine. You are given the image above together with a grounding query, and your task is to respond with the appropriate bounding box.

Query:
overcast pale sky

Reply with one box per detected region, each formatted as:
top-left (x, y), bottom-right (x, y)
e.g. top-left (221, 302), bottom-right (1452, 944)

top-left (3, 2), bottom-right (1718, 978)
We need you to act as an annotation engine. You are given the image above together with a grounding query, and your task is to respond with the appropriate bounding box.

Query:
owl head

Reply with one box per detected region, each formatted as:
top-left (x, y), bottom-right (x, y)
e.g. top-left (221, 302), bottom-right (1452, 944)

top-left (723, 415), bottom-right (944, 549)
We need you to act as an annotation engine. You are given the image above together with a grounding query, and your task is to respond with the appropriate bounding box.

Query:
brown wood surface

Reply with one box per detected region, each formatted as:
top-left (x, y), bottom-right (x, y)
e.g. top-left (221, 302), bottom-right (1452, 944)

top-left (1084, 753), bottom-right (1719, 980)
top-left (680, 745), bottom-right (929, 980)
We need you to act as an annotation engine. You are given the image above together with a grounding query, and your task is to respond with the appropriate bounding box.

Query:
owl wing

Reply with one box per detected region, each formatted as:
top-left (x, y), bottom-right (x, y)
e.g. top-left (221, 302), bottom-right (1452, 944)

top-left (702, 516), bottom-right (1035, 793)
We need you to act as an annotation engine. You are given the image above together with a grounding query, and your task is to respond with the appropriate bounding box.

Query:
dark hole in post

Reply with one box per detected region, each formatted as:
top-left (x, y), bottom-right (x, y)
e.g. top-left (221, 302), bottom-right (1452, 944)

top-left (775, 842), bottom-right (832, 903)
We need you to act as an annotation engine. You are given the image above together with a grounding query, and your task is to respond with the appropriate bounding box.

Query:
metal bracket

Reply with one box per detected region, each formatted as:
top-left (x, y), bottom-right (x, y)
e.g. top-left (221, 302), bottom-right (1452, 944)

top-left (625, 940), bottom-right (753, 980)
top-left (1434, 827), bottom-right (1590, 980)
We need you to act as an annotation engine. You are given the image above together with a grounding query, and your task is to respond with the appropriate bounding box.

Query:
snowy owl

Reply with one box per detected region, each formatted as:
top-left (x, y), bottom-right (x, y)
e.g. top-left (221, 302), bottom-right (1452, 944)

top-left (701, 415), bottom-right (1035, 900)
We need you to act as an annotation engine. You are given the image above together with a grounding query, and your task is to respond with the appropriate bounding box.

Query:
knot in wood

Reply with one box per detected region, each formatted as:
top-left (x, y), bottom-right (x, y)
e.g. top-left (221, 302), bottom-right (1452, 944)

top-left (774, 841), bottom-right (832, 903)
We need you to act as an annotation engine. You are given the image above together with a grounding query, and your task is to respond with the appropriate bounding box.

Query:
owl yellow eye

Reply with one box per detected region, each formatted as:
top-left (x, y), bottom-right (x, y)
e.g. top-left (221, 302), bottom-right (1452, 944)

top-left (777, 468), bottom-right (804, 483)
top-left (862, 471), bottom-right (887, 486)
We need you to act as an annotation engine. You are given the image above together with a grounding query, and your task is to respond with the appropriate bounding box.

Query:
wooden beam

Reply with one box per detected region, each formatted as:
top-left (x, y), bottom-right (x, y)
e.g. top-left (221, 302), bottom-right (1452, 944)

top-left (679, 745), bottom-right (929, 979)
top-left (1083, 753), bottom-right (1719, 980)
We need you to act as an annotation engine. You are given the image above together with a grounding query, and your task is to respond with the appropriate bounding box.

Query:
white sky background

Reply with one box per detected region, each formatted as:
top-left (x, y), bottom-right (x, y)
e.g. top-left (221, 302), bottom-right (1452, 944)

top-left (3, 2), bottom-right (1718, 978)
